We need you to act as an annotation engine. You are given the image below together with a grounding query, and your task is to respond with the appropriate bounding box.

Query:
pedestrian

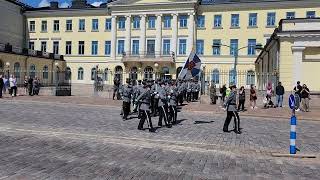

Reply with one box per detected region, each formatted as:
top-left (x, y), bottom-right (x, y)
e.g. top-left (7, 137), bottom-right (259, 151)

top-left (3, 76), bottom-right (8, 94)
top-left (28, 76), bottom-right (34, 96)
top-left (168, 81), bottom-right (178, 125)
top-left (157, 81), bottom-right (171, 128)
top-left (301, 84), bottom-right (310, 112)
top-left (9, 75), bottom-right (17, 97)
top-left (275, 82), bottom-right (285, 108)
top-left (250, 84), bottom-right (257, 109)
top-left (293, 81), bottom-right (302, 111)
top-left (223, 85), bottom-right (241, 134)
top-left (120, 78), bottom-right (133, 120)
top-left (186, 79), bottom-right (192, 102)
top-left (24, 76), bottom-right (28, 95)
top-left (113, 77), bottom-right (120, 100)
top-left (220, 84), bottom-right (227, 105)
top-left (238, 86), bottom-right (245, 111)
top-left (136, 81), bottom-right (156, 132)
top-left (192, 81), bottom-right (200, 101)
top-left (266, 82), bottom-right (273, 102)
top-left (210, 83), bottom-right (217, 104)
top-left (33, 77), bottom-right (40, 95)
top-left (0, 75), bottom-right (4, 98)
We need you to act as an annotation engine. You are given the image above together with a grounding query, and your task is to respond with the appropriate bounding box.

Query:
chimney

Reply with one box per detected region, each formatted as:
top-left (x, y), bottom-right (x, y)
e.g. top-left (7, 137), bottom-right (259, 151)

top-left (50, 1), bottom-right (59, 9)
top-left (71, 0), bottom-right (88, 8)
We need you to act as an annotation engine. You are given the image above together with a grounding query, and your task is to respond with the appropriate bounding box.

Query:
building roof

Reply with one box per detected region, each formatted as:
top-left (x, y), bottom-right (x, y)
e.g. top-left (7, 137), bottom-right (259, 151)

top-left (4, 0), bottom-right (33, 8)
top-left (200, 0), bottom-right (317, 5)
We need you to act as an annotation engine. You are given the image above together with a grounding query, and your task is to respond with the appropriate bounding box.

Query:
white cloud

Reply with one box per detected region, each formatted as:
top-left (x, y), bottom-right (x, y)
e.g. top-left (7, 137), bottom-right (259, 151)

top-left (59, 2), bottom-right (69, 8)
top-left (91, 1), bottom-right (104, 7)
top-left (38, 0), bottom-right (50, 7)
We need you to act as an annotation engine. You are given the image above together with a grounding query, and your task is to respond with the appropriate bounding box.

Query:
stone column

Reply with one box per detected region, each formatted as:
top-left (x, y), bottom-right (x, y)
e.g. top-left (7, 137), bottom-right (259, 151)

top-left (125, 15), bottom-right (131, 55)
top-left (172, 13), bottom-right (178, 57)
top-left (140, 15), bottom-right (146, 57)
top-left (111, 15), bottom-right (117, 59)
top-left (156, 14), bottom-right (162, 58)
top-left (188, 12), bottom-right (195, 54)
top-left (292, 46), bottom-right (305, 86)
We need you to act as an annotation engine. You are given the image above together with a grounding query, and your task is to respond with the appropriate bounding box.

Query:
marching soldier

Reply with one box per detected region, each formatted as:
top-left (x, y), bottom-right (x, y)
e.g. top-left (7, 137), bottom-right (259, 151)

top-left (186, 79), bottom-right (193, 102)
top-left (132, 80), bottom-right (143, 113)
top-left (136, 81), bottom-right (156, 132)
top-left (156, 81), bottom-right (172, 128)
top-left (168, 81), bottom-right (178, 125)
top-left (193, 80), bottom-right (200, 101)
top-left (223, 85), bottom-right (241, 134)
top-left (151, 79), bottom-right (160, 116)
top-left (113, 77), bottom-right (121, 100)
top-left (120, 79), bottom-right (133, 120)
top-left (177, 80), bottom-right (184, 106)
top-left (210, 83), bottom-right (217, 104)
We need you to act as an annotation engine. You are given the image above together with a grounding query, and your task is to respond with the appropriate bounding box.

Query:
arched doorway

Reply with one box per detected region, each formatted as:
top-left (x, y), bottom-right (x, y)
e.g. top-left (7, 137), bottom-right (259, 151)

top-left (130, 66), bottom-right (138, 81)
top-left (144, 66), bottom-right (153, 80)
top-left (176, 67), bottom-right (182, 79)
top-left (29, 64), bottom-right (36, 78)
top-left (14, 62), bottom-right (20, 79)
top-left (161, 66), bottom-right (171, 80)
top-left (115, 66), bottom-right (123, 84)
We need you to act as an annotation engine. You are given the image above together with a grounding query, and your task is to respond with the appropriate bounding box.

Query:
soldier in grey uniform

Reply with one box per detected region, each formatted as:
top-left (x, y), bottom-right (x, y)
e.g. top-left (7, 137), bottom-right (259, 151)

top-left (193, 81), bottom-right (200, 101)
top-left (223, 85), bottom-right (241, 134)
top-left (186, 79), bottom-right (193, 102)
top-left (132, 80), bottom-right (143, 113)
top-left (168, 81), bottom-right (178, 124)
top-left (151, 79), bottom-right (160, 116)
top-left (120, 79), bottom-right (133, 120)
top-left (156, 81), bottom-right (172, 128)
top-left (136, 81), bottom-right (156, 132)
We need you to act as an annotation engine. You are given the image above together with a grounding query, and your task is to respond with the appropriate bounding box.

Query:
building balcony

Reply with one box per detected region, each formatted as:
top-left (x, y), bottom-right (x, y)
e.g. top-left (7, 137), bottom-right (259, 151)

top-left (121, 51), bottom-right (175, 63)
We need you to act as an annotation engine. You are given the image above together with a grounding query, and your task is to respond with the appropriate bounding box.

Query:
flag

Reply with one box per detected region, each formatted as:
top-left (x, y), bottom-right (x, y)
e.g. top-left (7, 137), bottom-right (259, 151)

top-left (178, 51), bottom-right (202, 80)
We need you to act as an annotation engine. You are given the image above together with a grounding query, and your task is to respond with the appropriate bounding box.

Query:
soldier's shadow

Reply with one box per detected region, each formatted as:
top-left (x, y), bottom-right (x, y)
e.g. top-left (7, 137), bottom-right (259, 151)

top-left (173, 119), bottom-right (187, 125)
top-left (193, 120), bottom-right (214, 124)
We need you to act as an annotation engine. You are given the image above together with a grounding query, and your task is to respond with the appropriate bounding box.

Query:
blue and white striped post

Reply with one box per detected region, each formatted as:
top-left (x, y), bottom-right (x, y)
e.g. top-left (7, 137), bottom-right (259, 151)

top-left (290, 115), bottom-right (297, 154)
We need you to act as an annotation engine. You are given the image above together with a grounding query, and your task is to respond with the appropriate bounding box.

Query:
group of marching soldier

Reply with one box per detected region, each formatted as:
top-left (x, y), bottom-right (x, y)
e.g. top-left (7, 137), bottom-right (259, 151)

top-left (117, 78), bottom-right (200, 133)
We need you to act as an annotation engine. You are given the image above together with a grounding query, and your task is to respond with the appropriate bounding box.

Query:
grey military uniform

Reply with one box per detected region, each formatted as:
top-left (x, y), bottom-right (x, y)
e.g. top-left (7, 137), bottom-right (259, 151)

top-left (157, 86), bottom-right (167, 107)
top-left (225, 91), bottom-right (237, 112)
top-left (120, 84), bottom-right (133, 103)
top-left (136, 88), bottom-right (151, 111)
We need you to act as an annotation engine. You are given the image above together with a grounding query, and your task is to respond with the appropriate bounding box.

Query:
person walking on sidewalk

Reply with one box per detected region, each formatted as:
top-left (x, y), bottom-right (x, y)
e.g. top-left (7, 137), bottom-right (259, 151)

top-left (250, 84), bottom-right (257, 109)
top-left (301, 84), bottom-right (310, 112)
top-left (275, 82), bottom-right (285, 108)
top-left (210, 83), bottom-right (217, 105)
top-left (223, 85), bottom-right (241, 134)
top-left (294, 81), bottom-right (302, 111)
top-left (9, 75), bottom-right (17, 97)
top-left (0, 75), bottom-right (4, 98)
top-left (238, 86), bottom-right (245, 111)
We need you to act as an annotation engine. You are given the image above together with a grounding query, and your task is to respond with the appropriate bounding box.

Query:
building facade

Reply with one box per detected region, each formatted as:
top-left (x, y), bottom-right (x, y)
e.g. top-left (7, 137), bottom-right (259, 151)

top-left (256, 18), bottom-right (320, 92)
top-left (23, 0), bottom-right (320, 87)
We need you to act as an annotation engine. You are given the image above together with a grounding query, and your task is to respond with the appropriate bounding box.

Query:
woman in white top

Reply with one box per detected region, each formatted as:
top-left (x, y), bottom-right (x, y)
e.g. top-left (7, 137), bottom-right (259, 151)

top-left (9, 75), bottom-right (17, 97)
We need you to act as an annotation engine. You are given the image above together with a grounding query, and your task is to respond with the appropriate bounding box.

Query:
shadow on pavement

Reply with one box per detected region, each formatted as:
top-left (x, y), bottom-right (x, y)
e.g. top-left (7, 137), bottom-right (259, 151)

top-left (194, 120), bottom-right (214, 124)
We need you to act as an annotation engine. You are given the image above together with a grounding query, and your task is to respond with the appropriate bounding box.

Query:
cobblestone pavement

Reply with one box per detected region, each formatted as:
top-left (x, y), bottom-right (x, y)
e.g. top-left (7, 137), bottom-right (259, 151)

top-left (0, 100), bottom-right (319, 179)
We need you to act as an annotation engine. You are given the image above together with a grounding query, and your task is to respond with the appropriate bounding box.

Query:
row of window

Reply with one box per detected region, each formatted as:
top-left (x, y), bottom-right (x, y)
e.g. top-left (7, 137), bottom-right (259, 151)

top-left (28, 11), bottom-right (317, 32)
top-left (28, 15), bottom-right (188, 33)
top-left (29, 38), bottom-right (257, 56)
top-left (206, 11), bottom-right (317, 28)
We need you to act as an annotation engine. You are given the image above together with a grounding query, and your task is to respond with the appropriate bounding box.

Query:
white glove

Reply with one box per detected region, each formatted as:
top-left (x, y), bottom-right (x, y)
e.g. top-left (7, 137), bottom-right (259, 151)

top-left (168, 96), bottom-right (171, 99)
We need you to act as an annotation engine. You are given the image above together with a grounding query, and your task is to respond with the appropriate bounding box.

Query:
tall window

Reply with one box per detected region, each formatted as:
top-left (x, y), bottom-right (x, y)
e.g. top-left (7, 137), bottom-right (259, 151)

top-left (53, 41), bottom-right (59, 55)
top-left (79, 19), bottom-right (85, 31)
top-left (118, 17), bottom-right (126, 29)
top-left (148, 16), bottom-right (156, 29)
top-left (29, 21), bottom-right (35, 32)
top-left (132, 40), bottom-right (139, 55)
top-left (179, 39), bottom-right (187, 55)
top-left (231, 14), bottom-right (239, 27)
top-left (78, 67), bottom-right (84, 80)
top-left (163, 39), bottom-right (171, 55)
top-left (104, 68), bottom-right (109, 81)
top-left (117, 40), bottom-right (125, 55)
top-left (163, 15), bottom-right (171, 28)
top-left (212, 39), bottom-right (221, 55)
top-left (230, 39), bottom-right (238, 56)
top-left (286, 12), bottom-right (295, 19)
top-left (214, 15), bottom-right (222, 28)
top-left (66, 20), bottom-right (72, 31)
top-left (248, 13), bottom-right (257, 27)
top-left (92, 19), bottom-right (99, 31)
top-left (29, 42), bottom-right (34, 50)
top-left (66, 41), bottom-right (72, 55)
top-left (105, 41), bottom-right (111, 55)
top-left (179, 15), bottom-right (188, 28)
top-left (196, 40), bottom-right (204, 55)
top-left (229, 69), bottom-right (236, 85)
top-left (144, 66), bottom-right (154, 80)
top-left (105, 18), bottom-right (111, 31)
top-left (53, 20), bottom-right (59, 31)
top-left (247, 70), bottom-right (255, 85)
top-left (306, 11), bottom-right (316, 18)
top-left (91, 67), bottom-right (97, 80)
top-left (267, 12), bottom-right (276, 26)
top-left (29, 64), bottom-right (36, 78)
top-left (78, 41), bottom-right (84, 55)
top-left (41, 20), bottom-right (47, 32)
top-left (248, 39), bottom-right (256, 55)
top-left (197, 15), bottom-right (205, 28)
top-left (43, 65), bottom-right (48, 79)
top-left (212, 69), bottom-right (219, 84)
top-left (41, 41), bottom-right (47, 52)
top-left (91, 41), bottom-right (98, 55)
top-left (133, 16), bottom-right (140, 29)
top-left (14, 63), bottom-right (20, 79)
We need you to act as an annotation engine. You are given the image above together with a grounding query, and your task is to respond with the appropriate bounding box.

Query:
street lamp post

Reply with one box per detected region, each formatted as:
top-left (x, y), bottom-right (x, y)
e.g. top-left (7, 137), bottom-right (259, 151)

top-left (212, 43), bottom-right (263, 86)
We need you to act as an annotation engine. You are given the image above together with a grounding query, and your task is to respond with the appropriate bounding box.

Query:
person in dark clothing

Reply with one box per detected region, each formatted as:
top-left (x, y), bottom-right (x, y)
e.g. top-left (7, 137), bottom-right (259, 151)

top-left (237, 86), bottom-right (245, 111)
top-left (301, 84), bottom-right (310, 112)
top-left (28, 76), bottom-right (34, 96)
top-left (223, 85), bottom-right (241, 134)
top-left (275, 82), bottom-right (285, 107)
top-left (220, 84), bottom-right (227, 105)
top-left (0, 75), bottom-right (4, 98)
top-left (113, 77), bottom-right (121, 100)
top-left (293, 81), bottom-right (302, 111)
top-left (120, 79), bottom-right (133, 120)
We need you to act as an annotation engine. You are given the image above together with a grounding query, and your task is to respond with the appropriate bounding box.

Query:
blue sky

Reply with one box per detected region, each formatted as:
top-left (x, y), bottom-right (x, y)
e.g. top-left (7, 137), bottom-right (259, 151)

top-left (21, 0), bottom-right (107, 8)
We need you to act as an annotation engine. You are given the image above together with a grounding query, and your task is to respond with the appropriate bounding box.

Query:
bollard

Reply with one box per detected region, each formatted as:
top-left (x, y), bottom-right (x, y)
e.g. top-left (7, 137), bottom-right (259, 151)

top-left (290, 115), bottom-right (297, 154)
